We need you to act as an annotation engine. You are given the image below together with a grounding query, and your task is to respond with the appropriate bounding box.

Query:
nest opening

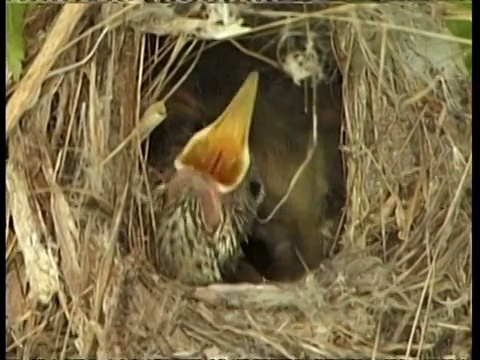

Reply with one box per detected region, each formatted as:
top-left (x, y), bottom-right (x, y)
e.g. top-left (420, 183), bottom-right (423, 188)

top-left (140, 33), bottom-right (347, 280)
top-left (7, 3), bottom-right (471, 358)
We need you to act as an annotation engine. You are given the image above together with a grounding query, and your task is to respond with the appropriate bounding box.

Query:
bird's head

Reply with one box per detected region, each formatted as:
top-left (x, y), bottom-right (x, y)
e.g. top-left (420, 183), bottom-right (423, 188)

top-left (164, 72), bottom-right (263, 235)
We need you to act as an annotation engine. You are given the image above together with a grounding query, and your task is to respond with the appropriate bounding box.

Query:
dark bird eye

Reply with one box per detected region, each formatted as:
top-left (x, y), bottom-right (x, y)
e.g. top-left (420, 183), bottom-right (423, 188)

top-left (248, 178), bottom-right (265, 204)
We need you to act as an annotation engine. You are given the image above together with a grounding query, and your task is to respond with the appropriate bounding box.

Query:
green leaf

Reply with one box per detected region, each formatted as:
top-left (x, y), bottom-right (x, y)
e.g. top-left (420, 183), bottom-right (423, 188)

top-left (7, 4), bottom-right (28, 82)
top-left (446, 19), bottom-right (472, 40)
top-left (444, 2), bottom-right (472, 74)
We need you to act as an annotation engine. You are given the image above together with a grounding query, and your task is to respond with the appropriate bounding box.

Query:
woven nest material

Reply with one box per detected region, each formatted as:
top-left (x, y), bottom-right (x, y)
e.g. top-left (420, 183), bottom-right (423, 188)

top-left (6, 3), bottom-right (471, 358)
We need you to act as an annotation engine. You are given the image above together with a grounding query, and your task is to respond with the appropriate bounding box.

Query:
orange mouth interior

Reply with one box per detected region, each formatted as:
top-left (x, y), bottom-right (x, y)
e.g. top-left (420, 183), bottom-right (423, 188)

top-left (178, 132), bottom-right (244, 188)
top-left (174, 72), bottom-right (259, 193)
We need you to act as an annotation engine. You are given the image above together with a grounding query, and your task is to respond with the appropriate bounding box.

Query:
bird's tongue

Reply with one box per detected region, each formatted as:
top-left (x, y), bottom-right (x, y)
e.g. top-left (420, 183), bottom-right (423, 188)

top-left (198, 185), bottom-right (222, 234)
top-left (169, 168), bottom-right (222, 234)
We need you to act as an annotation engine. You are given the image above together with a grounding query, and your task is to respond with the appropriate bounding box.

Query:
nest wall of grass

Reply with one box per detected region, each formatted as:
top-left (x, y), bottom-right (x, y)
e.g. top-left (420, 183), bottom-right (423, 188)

top-left (6, 3), bottom-right (471, 358)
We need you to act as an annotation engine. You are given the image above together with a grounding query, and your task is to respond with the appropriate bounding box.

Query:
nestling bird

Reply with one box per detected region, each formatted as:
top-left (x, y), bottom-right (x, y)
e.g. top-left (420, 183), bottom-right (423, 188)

top-left (148, 42), bottom-right (345, 283)
top-left (148, 72), bottom-right (266, 286)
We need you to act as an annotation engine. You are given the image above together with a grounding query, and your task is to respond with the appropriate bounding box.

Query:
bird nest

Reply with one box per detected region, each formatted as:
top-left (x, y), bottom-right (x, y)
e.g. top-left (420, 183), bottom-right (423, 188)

top-left (6, 3), bottom-right (471, 358)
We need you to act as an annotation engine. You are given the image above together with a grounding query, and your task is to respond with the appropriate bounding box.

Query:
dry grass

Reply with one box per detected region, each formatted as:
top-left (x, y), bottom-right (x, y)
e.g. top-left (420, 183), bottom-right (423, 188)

top-left (6, 3), bottom-right (471, 358)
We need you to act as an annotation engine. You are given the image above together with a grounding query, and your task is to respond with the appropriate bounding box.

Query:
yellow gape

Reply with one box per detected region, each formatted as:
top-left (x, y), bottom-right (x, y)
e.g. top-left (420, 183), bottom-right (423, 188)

top-left (174, 72), bottom-right (259, 193)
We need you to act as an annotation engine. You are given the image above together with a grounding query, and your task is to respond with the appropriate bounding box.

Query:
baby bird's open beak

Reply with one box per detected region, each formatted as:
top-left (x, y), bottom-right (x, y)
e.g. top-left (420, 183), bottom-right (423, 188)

top-left (174, 72), bottom-right (259, 194)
